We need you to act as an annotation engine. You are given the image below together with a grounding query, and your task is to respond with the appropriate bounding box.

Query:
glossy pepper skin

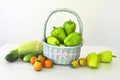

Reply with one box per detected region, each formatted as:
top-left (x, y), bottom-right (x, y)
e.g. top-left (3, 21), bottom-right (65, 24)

top-left (63, 20), bottom-right (76, 35)
top-left (64, 32), bottom-right (82, 46)
top-left (47, 36), bottom-right (59, 46)
top-left (98, 50), bottom-right (116, 63)
top-left (87, 52), bottom-right (99, 68)
top-left (51, 26), bottom-right (66, 43)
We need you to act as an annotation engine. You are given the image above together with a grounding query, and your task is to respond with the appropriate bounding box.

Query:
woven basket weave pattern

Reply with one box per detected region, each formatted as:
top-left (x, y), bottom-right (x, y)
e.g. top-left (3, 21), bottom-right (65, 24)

top-left (43, 42), bottom-right (82, 64)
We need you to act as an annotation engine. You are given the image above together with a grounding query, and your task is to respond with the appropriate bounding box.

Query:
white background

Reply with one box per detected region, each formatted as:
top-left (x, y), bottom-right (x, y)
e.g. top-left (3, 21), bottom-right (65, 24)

top-left (0, 0), bottom-right (120, 49)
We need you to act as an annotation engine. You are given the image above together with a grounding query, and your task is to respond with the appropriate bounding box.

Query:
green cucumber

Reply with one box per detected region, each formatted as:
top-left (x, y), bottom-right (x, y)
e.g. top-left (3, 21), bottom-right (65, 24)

top-left (23, 53), bottom-right (38, 62)
top-left (19, 51), bottom-right (41, 59)
top-left (5, 49), bottom-right (19, 62)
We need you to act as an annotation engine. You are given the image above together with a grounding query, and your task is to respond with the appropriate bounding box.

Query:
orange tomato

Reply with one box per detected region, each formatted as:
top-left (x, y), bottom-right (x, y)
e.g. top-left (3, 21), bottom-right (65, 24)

top-left (37, 55), bottom-right (46, 64)
top-left (30, 56), bottom-right (37, 65)
top-left (78, 58), bottom-right (87, 67)
top-left (44, 59), bottom-right (53, 68)
top-left (33, 62), bottom-right (42, 71)
top-left (70, 60), bottom-right (79, 68)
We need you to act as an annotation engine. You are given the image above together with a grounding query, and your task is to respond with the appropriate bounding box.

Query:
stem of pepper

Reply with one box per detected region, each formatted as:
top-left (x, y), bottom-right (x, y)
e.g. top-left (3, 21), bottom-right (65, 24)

top-left (112, 55), bottom-right (117, 58)
top-left (53, 26), bottom-right (57, 29)
top-left (68, 20), bottom-right (72, 24)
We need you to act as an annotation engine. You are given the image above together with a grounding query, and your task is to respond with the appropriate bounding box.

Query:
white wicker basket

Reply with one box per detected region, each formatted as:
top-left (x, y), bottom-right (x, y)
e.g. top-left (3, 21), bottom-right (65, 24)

top-left (43, 8), bottom-right (83, 65)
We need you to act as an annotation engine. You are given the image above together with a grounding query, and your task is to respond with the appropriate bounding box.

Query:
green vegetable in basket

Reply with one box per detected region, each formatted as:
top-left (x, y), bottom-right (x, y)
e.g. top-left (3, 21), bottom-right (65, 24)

top-left (51, 26), bottom-right (66, 43)
top-left (64, 32), bottom-right (82, 46)
top-left (98, 50), bottom-right (116, 63)
top-left (59, 43), bottom-right (65, 46)
top-left (47, 36), bottom-right (59, 46)
top-left (63, 20), bottom-right (76, 35)
top-left (87, 52), bottom-right (99, 68)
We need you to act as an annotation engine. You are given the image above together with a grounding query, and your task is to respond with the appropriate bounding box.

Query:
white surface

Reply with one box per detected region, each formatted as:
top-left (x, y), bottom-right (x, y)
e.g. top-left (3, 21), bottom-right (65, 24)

top-left (0, 0), bottom-right (120, 49)
top-left (0, 44), bottom-right (120, 80)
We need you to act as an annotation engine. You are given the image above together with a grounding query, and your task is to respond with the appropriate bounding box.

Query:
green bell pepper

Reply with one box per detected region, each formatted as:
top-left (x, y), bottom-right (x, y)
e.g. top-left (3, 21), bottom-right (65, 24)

top-left (98, 50), bottom-right (116, 63)
top-left (51, 26), bottom-right (66, 43)
top-left (87, 52), bottom-right (99, 68)
top-left (47, 36), bottom-right (59, 46)
top-left (63, 20), bottom-right (76, 35)
top-left (64, 32), bottom-right (82, 46)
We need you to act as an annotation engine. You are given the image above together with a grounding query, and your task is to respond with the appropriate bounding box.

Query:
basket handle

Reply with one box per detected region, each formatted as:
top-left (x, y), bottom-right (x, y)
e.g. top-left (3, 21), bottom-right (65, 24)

top-left (43, 8), bottom-right (83, 40)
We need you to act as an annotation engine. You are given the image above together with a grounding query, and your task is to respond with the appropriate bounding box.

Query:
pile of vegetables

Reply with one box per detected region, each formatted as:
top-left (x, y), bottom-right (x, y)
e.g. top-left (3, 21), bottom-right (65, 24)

top-left (46, 20), bottom-right (82, 46)
top-left (4, 40), bottom-right (116, 70)
top-left (4, 20), bottom-right (117, 71)
top-left (5, 41), bottom-right (53, 71)
top-left (70, 50), bottom-right (116, 68)
top-left (5, 41), bottom-right (116, 71)
top-left (31, 55), bottom-right (53, 71)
